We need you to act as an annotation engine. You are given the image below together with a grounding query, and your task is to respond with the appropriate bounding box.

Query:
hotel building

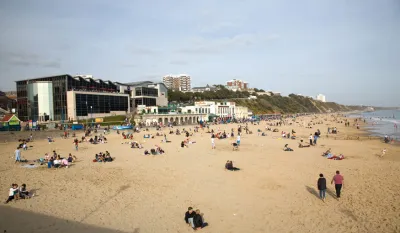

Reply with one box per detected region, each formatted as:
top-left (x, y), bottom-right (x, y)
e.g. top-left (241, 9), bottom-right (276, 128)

top-left (162, 74), bottom-right (191, 91)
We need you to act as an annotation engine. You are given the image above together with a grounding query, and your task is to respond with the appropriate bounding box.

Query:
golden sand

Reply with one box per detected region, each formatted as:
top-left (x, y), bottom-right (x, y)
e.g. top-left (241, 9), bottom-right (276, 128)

top-left (0, 115), bottom-right (399, 233)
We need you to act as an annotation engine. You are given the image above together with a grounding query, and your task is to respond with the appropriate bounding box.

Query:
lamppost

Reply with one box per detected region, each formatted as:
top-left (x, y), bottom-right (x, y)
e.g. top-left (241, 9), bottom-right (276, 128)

top-left (85, 101), bottom-right (88, 126)
top-left (90, 106), bottom-right (93, 126)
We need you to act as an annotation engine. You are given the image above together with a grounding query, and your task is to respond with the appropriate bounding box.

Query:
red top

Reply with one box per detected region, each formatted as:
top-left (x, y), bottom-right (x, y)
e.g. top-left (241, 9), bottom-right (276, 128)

top-left (333, 174), bottom-right (344, 184)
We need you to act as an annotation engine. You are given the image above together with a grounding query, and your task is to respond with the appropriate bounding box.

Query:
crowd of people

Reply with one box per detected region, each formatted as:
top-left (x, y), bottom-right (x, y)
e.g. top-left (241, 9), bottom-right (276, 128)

top-left (94, 151), bottom-right (113, 162)
top-left (7, 113), bottom-right (386, 233)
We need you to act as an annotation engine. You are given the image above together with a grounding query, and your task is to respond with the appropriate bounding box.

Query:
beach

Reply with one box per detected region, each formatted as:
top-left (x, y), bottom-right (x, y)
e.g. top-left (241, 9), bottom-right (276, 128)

top-left (0, 114), bottom-right (399, 233)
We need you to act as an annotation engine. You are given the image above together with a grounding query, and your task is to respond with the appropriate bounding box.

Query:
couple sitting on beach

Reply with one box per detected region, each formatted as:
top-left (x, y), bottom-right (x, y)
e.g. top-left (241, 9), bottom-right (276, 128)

top-left (4, 183), bottom-right (32, 204)
top-left (94, 151), bottom-right (113, 162)
top-left (144, 145), bottom-right (165, 155)
top-left (47, 154), bottom-right (72, 168)
top-left (130, 141), bottom-right (143, 149)
top-left (184, 207), bottom-right (208, 230)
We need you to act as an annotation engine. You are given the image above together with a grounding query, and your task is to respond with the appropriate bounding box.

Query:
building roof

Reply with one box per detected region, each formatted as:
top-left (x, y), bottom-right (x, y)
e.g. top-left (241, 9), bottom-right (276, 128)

top-left (122, 81), bottom-right (154, 86)
top-left (1, 114), bottom-right (19, 122)
top-left (14, 74), bottom-right (116, 84)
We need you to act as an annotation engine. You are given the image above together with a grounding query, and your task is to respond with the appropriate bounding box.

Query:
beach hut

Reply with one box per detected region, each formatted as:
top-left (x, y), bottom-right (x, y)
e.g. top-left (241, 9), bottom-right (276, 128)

top-left (0, 114), bottom-right (21, 131)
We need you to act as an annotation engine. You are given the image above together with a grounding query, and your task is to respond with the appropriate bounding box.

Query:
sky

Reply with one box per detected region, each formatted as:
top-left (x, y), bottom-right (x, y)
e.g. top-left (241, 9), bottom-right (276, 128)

top-left (0, 0), bottom-right (399, 107)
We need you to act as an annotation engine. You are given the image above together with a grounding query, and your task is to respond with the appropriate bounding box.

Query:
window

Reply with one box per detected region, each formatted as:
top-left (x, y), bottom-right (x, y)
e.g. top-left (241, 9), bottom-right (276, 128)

top-left (75, 94), bottom-right (128, 116)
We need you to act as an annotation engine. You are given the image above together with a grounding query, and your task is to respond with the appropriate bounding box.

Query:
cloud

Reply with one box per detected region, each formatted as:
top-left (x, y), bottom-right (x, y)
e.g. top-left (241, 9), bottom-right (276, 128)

top-left (169, 60), bottom-right (189, 65)
top-left (177, 33), bottom-right (280, 54)
top-left (2, 52), bottom-right (61, 68)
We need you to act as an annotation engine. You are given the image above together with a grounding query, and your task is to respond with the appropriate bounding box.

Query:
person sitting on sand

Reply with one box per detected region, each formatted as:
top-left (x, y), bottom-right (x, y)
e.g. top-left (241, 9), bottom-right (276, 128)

top-left (67, 153), bottom-right (77, 163)
top-left (47, 137), bottom-right (54, 143)
top-left (283, 144), bottom-right (293, 151)
top-left (184, 207), bottom-right (196, 228)
top-left (322, 148), bottom-right (332, 156)
top-left (144, 150), bottom-right (150, 155)
top-left (53, 156), bottom-right (62, 168)
top-left (19, 184), bottom-right (31, 199)
top-left (225, 160), bottom-right (240, 171)
top-left (193, 209), bottom-right (208, 230)
top-left (298, 140), bottom-right (310, 148)
top-left (104, 153), bottom-right (113, 162)
top-left (4, 183), bottom-right (19, 204)
top-left (155, 146), bottom-right (165, 154)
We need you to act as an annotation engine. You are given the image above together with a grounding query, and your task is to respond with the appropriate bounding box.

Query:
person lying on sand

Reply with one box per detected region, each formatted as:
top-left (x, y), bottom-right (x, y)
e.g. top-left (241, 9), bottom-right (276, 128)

top-left (328, 154), bottom-right (344, 160)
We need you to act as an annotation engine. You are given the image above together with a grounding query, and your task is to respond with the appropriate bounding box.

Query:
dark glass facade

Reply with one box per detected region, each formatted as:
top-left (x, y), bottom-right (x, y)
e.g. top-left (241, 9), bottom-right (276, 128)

top-left (135, 87), bottom-right (158, 97)
top-left (75, 94), bottom-right (129, 116)
top-left (134, 98), bottom-right (156, 107)
top-left (67, 76), bottom-right (117, 92)
top-left (16, 75), bottom-right (67, 121)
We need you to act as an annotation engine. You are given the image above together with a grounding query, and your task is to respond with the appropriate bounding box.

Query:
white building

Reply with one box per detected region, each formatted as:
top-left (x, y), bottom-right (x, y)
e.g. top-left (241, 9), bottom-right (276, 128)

top-left (162, 74), bottom-right (191, 91)
top-left (235, 106), bottom-right (252, 119)
top-left (316, 94), bottom-right (326, 102)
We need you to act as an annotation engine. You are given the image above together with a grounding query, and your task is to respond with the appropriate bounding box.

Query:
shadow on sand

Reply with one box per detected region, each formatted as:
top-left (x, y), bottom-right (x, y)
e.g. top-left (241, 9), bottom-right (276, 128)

top-left (0, 205), bottom-right (138, 233)
top-left (305, 185), bottom-right (337, 200)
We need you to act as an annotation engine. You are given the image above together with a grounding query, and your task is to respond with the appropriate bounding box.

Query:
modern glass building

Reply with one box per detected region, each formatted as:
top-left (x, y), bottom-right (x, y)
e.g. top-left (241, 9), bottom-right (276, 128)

top-left (16, 74), bottom-right (126, 121)
top-left (27, 81), bottom-right (54, 121)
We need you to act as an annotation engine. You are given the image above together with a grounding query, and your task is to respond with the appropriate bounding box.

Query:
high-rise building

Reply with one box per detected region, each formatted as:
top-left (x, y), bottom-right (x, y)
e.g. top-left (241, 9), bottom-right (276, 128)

top-left (162, 74), bottom-right (191, 91)
top-left (226, 79), bottom-right (249, 91)
top-left (316, 94), bottom-right (326, 102)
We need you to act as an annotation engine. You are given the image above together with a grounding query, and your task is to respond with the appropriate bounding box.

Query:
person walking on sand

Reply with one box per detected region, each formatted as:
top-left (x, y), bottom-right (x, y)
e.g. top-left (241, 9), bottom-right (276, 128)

top-left (74, 138), bottom-right (79, 151)
top-left (211, 136), bottom-right (215, 149)
top-left (14, 147), bottom-right (21, 163)
top-left (317, 173), bottom-right (327, 202)
top-left (309, 134), bottom-right (313, 146)
top-left (331, 170), bottom-right (344, 200)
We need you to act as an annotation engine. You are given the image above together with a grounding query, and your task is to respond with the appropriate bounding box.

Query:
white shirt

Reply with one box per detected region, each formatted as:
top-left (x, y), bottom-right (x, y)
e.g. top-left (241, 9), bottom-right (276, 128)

top-left (9, 188), bottom-right (17, 196)
top-left (211, 138), bottom-right (215, 144)
top-left (237, 136), bottom-right (240, 141)
top-left (309, 135), bottom-right (313, 140)
top-left (54, 159), bottom-right (61, 165)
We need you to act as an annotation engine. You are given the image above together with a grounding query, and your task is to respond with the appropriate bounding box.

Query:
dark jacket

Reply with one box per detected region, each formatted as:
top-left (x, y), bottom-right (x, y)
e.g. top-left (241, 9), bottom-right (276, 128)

top-left (184, 211), bottom-right (196, 223)
top-left (193, 214), bottom-right (203, 228)
top-left (317, 177), bottom-right (327, 190)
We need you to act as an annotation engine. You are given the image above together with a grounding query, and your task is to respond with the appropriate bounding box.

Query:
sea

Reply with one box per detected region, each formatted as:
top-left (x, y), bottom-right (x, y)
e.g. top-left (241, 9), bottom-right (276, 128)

top-left (348, 110), bottom-right (400, 139)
